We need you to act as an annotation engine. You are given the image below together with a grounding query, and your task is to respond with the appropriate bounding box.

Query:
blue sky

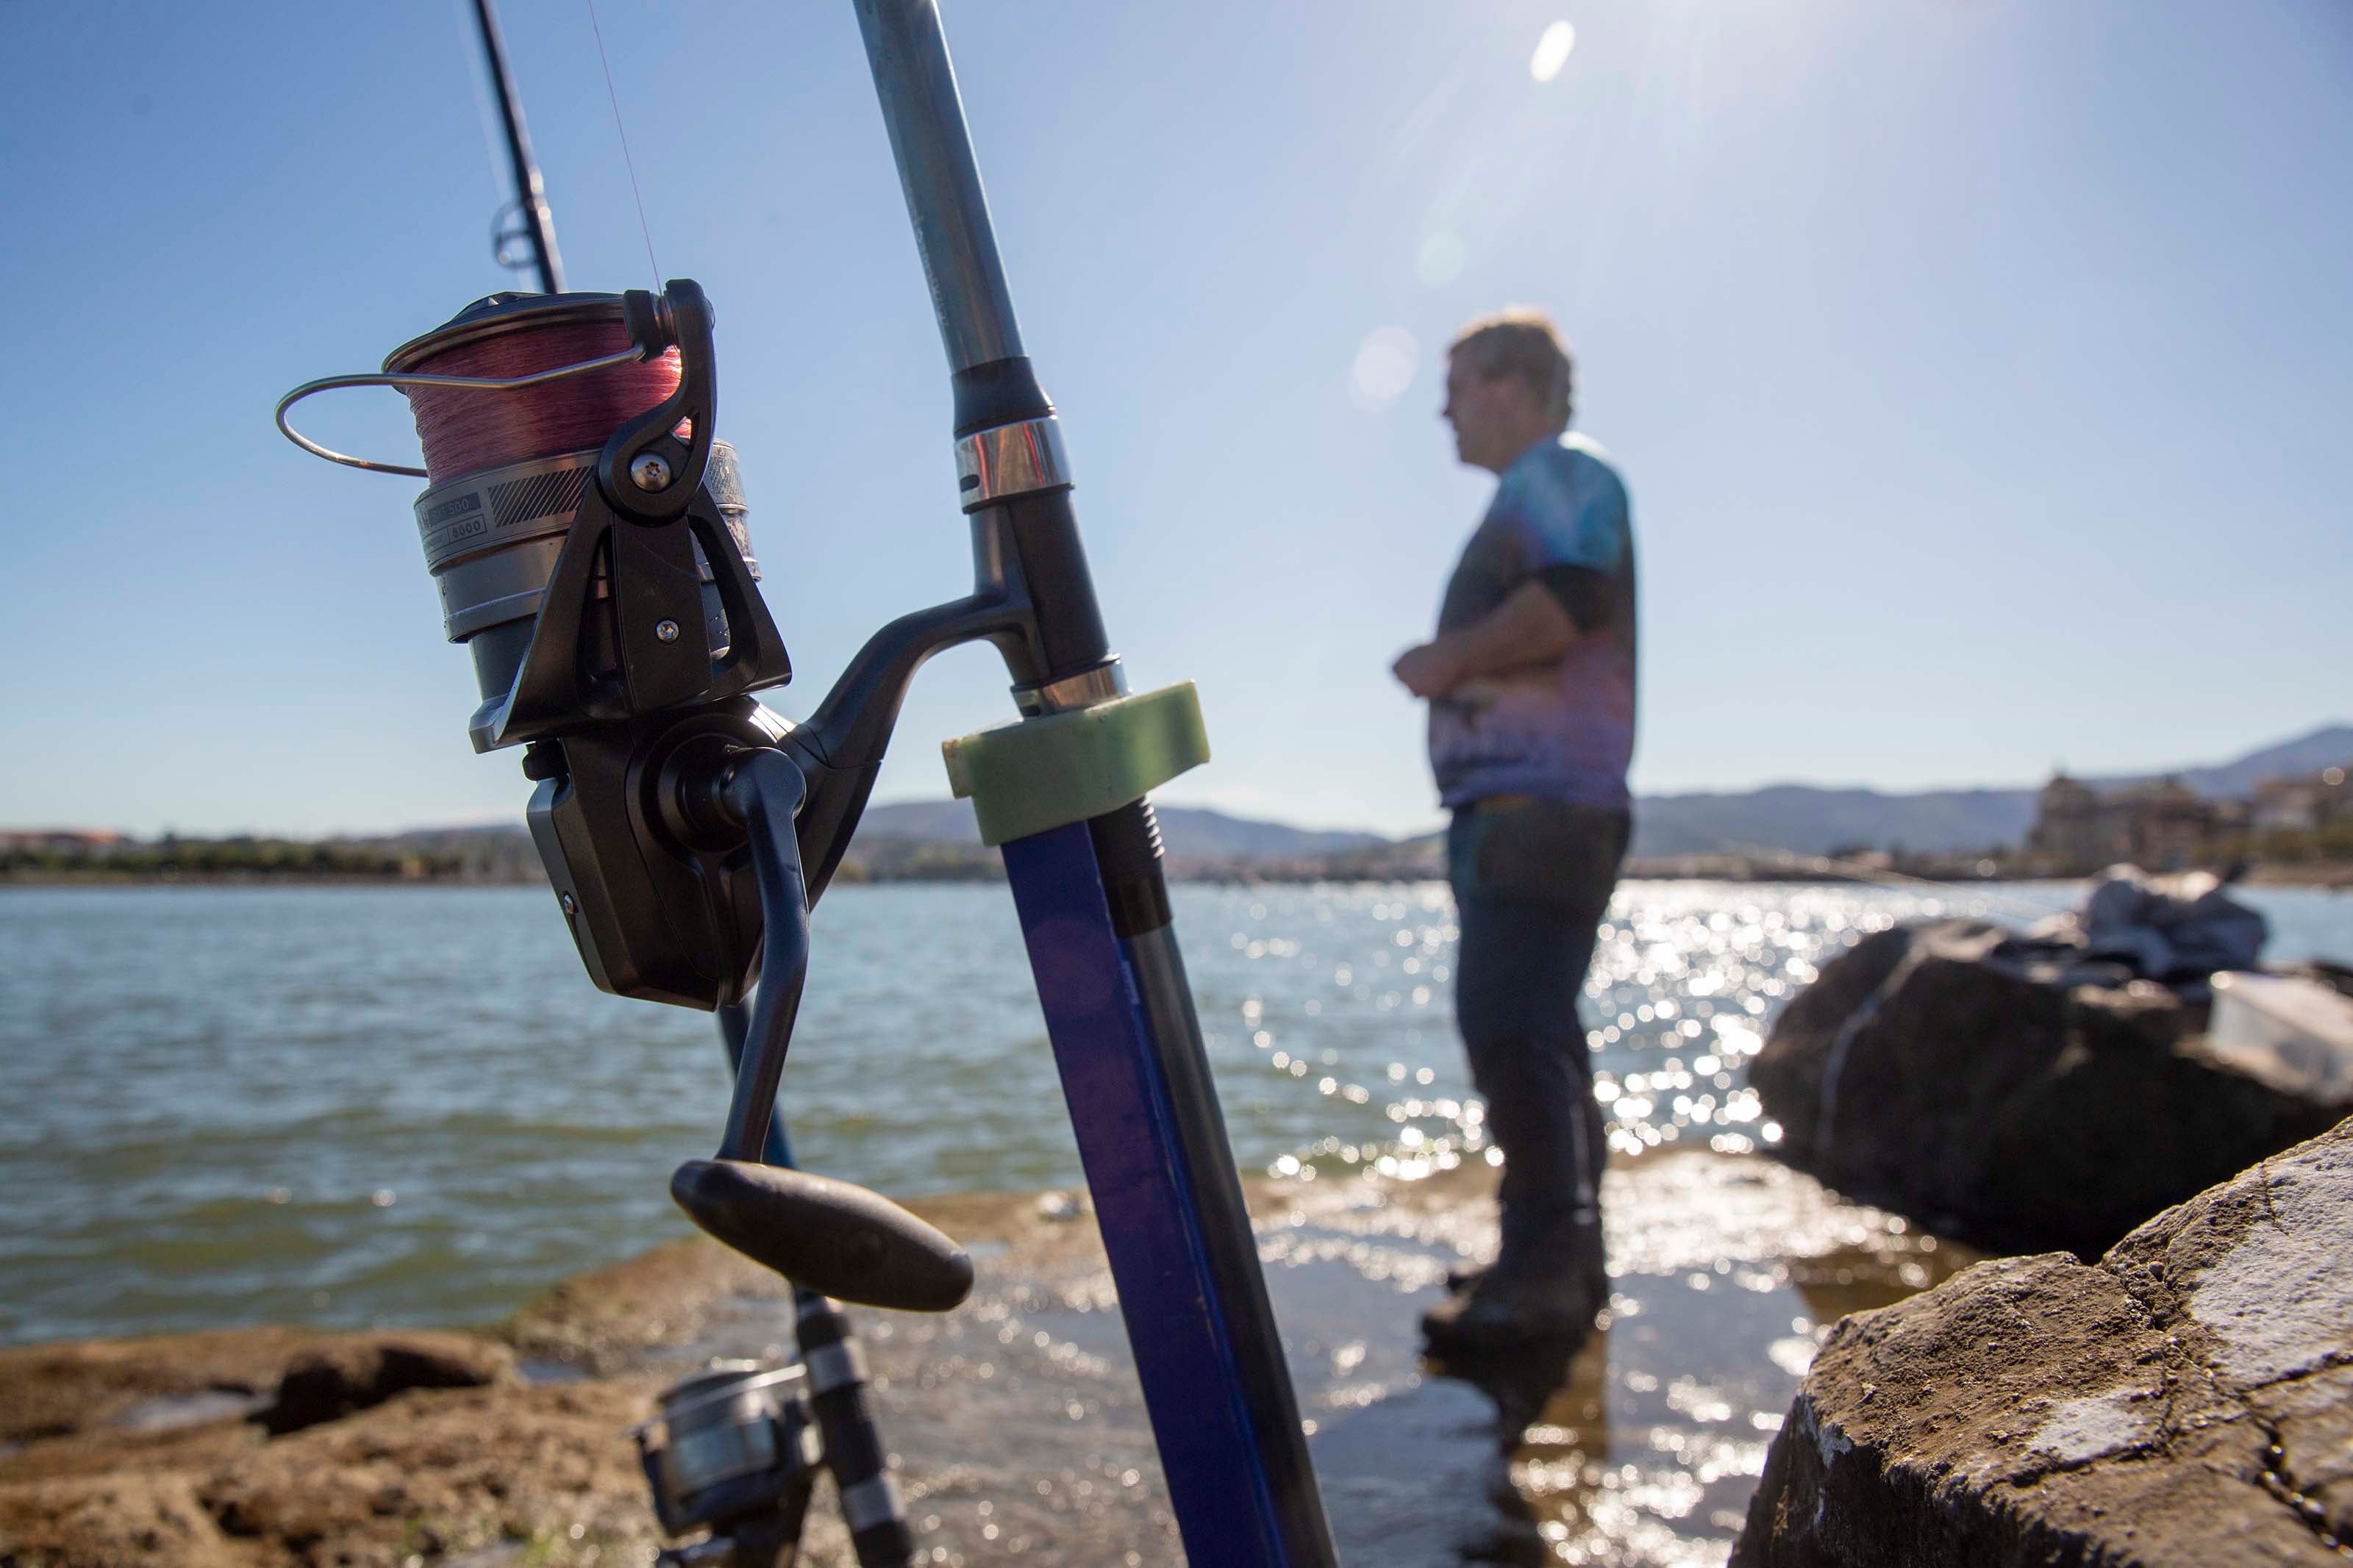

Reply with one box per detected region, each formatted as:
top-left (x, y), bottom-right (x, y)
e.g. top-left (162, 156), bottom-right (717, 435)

top-left (1, 1), bottom-right (2346, 838)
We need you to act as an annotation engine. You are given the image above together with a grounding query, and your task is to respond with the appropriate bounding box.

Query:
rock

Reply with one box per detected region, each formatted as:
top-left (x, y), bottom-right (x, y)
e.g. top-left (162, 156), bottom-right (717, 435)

top-left (202, 1379), bottom-right (662, 1566)
top-left (2071, 864), bottom-right (2269, 979)
top-left (1752, 918), bottom-right (2346, 1256)
top-left (0, 1327), bottom-right (349, 1445)
top-left (0, 1159), bottom-right (1981, 1568)
top-left (260, 1331), bottom-right (518, 1436)
top-left (1733, 1114), bottom-right (2353, 1567)
top-left (0, 1377), bottom-right (664, 1568)
top-left (497, 1234), bottom-right (783, 1372)
top-left (0, 1473), bottom-right (241, 1568)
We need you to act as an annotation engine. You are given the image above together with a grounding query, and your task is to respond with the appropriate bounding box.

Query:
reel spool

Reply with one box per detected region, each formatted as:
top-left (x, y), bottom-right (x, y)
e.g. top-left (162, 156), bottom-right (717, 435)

top-left (634, 1361), bottom-right (820, 1567)
top-left (385, 293), bottom-right (763, 751)
top-left (277, 279), bottom-right (790, 756)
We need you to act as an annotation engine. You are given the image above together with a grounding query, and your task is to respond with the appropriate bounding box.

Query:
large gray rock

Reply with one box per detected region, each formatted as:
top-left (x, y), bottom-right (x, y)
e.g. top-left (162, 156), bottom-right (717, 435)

top-left (1732, 1114), bottom-right (2353, 1567)
top-left (1752, 919), bottom-right (2345, 1257)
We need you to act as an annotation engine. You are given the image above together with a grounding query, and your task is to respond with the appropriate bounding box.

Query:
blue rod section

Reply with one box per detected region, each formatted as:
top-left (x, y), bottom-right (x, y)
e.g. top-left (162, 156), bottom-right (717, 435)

top-left (1001, 822), bottom-right (1292, 1568)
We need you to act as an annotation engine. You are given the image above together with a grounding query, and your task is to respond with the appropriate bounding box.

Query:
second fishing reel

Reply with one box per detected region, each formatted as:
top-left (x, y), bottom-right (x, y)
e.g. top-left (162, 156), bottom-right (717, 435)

top-left (636, 1361), bottom-right (821, 1568)
top-left (281, 279), bottom-right (981, 1313)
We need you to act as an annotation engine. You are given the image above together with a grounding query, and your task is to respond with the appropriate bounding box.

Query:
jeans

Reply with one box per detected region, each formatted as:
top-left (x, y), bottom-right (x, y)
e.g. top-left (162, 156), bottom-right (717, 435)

top-left (1447, 799), bottom-right (1630, 1259)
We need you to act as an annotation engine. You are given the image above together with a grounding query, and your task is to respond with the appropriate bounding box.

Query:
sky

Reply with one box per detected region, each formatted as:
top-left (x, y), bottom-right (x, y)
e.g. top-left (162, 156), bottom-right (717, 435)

top-left (1, 1), bottom-right (2346, 839)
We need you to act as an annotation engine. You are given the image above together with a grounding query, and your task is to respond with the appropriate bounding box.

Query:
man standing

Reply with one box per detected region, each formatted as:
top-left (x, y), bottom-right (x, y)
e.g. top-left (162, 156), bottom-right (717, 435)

top-left (1391, 309), bottom-right (1635, 1348)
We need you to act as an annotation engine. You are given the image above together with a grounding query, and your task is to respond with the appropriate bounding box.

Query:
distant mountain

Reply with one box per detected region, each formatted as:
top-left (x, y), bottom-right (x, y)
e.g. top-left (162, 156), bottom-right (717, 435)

top-left (863, 800), bottom-right (1389, 862)
top-left (360, 722), bottom-right (2353, 870)
top-left (865, 723), bottom-right (2353, 862)
top-left (1627, 723), bottom-right (2353, 858)
top-left (860, 800), bottom-right (986, 844)
top-left (869, 788), bottom-right (2033, 862)
top-left (1627, 787), bottom-right (2032, 859)
top-left (2087, 724), bottom-right (2353, 800)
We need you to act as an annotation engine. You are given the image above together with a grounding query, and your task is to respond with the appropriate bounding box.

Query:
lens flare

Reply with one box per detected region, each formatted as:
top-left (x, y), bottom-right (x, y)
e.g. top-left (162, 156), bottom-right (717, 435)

top-left (1417, 232), bottom-right (1467, 288)
top-left (1350, 327), bottom-right (1419, 409)
top-left (1530, 20), bottom-right (1577, 83)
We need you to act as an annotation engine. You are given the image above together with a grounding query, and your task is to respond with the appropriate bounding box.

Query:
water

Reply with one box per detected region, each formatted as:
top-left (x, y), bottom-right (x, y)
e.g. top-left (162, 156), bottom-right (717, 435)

top-left (657, 1149), bottom-right (1972, 1568)
top-left (4, 880), bottom-right (2347, 1346)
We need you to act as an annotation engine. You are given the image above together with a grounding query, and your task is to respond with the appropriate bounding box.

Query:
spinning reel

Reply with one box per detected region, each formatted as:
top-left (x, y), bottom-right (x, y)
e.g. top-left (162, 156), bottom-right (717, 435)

top-left (282, 277), bottom-right (1029, 1311)
top-left (635, 1361), bottom-right (821, 1567)
top-left (634, 1286), bottom-right (907, 1568)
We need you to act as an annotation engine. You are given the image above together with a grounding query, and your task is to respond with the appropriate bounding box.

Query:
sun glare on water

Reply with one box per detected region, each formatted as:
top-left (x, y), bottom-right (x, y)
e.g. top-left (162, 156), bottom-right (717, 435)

top-left (1530, 20), bottom-right (1577, 83)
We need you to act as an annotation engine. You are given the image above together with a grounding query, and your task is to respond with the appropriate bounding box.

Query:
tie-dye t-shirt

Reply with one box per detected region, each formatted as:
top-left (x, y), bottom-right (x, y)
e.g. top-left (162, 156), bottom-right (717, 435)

top-left (1427, 432), bottom-right (1638, 810)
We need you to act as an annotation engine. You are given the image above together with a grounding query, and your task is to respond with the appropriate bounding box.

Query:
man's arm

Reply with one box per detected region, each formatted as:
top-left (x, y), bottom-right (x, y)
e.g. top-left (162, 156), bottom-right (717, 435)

top-left (1392, 577), bottom-right (1586, 700)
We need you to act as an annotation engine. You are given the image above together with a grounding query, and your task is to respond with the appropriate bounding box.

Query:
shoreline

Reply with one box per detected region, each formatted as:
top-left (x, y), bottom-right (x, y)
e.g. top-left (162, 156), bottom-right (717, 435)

top-left (10, 864), bottom-right (2351, 889)
top-left (0, 1150), bottom-right (1970, 1568)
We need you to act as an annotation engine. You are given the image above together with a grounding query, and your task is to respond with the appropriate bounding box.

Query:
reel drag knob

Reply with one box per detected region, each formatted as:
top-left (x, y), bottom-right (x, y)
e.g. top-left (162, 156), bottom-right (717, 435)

top-left (671, 1160), bottom-right (973, 1312)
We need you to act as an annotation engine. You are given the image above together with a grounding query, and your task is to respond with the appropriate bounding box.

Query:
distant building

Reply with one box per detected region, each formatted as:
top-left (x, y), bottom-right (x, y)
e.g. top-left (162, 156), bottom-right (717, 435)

top-left (0, 828), bottom-right (125, 856)
top-left (2030, 775), bottom-right (2101, 867)
top-left (2251, 767), bottom-right (2349, 834)
top-left (2027, 773), bottom-right (2226, 873)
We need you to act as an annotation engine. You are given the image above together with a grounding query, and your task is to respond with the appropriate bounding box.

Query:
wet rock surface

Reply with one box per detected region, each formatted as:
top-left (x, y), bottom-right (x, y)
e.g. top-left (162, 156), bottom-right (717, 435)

top-left (0, 1153), bottom-right (1965, 1567)
top-left (1752, 917), bottom-right (2348, 1257)
top-left (0, 1380), bottom-right (664, 1568)
top-left (1733, 1115), bottom-right (2353, 1567)
top-left (261, 1332), bottom-right (518, 1436)
top-left (0, 1474), bottom-right (242, 1568)
top-left (1, 1328), bottom-right (362, 1447)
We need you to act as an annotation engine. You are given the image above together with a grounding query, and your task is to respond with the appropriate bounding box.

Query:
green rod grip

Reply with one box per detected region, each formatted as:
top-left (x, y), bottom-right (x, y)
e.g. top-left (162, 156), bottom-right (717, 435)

top-left (943, 681), bottom-right (1210, 846)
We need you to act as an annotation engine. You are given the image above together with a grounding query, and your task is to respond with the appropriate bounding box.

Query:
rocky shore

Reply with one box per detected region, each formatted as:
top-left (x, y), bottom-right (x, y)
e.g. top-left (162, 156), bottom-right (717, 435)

top-left (1752, 918), bottom-right (2352, 1259)
top-left (1, 1151), bottom-right (1966, 1568)
top-left (1735, 1115), bottom-right (2353, 1567)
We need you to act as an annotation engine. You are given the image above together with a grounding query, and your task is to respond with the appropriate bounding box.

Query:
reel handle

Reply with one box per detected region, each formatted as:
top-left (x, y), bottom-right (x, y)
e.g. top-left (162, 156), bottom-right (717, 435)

top-left (713, 747), bottom-right (810, 1164)
top-left (670, 746), bottom-right (974, 1314)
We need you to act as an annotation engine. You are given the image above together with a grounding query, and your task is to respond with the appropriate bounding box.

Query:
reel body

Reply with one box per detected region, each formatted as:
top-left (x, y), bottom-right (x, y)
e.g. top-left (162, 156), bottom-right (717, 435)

top-left (379, 282), bottom-right (796, 1012)
top-left (390, 284), bottom-right (790, 756)
top-left (526, 700), bottom-right (785, 1009)
top-left (635, 1361), bottom-right (820, 1567)
top-left (382, 290), bottom-right (777, 753)
top-left (409, 440), bottom-right (759, 751)
top-left (298, 277), bottom-right (989, 1313)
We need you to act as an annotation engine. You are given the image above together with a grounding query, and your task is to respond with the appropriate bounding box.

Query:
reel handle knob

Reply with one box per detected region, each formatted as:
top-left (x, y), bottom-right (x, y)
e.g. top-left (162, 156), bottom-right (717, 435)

top-left (671, 1159), bottom-right (974, 1313)
top-left (679, 745), bottom-right (973, 1314)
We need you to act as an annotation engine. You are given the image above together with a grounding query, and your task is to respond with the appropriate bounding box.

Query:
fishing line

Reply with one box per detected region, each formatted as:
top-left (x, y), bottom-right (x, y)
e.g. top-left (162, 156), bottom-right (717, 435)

top-left (400, 318), bottom-right (679, 482)
top-left (584, 0), bottom-right (663, 289)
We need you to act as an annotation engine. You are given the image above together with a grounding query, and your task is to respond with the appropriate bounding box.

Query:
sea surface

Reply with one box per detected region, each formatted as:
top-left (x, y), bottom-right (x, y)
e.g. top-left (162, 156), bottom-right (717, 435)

top-left (4, 879), bottom-right (2347, 1347)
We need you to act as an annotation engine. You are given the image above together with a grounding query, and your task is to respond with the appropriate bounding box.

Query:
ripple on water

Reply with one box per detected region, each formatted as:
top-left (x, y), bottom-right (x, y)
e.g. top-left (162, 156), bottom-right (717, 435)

top-left (649, 1150), bottom-right (1976, 1567)
top-left (4, 880), bottom-right (2346, 1343)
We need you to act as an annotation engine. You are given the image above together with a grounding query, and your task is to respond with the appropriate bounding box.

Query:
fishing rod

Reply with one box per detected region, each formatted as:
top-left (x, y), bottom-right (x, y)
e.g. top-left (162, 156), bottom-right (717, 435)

top-left (469, 0), bottom-right (564, 293)
top-left (345, 9), bottom-right (915, 1564)
top-left (276, 4), bottom-right (1338, 1564)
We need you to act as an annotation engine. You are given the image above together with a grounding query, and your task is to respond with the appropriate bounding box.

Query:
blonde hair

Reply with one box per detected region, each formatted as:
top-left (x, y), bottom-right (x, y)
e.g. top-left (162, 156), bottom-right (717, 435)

top-left (1449, 308), bottom-right (1574, 430)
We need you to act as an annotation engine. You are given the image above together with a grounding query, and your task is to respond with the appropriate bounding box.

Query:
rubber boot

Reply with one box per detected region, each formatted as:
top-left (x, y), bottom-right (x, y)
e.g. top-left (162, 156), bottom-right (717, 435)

top-left (1422, 1214), bottom-right (1607, 1350)
top-left (1445, 1096), bottom-right (1609, 1295)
